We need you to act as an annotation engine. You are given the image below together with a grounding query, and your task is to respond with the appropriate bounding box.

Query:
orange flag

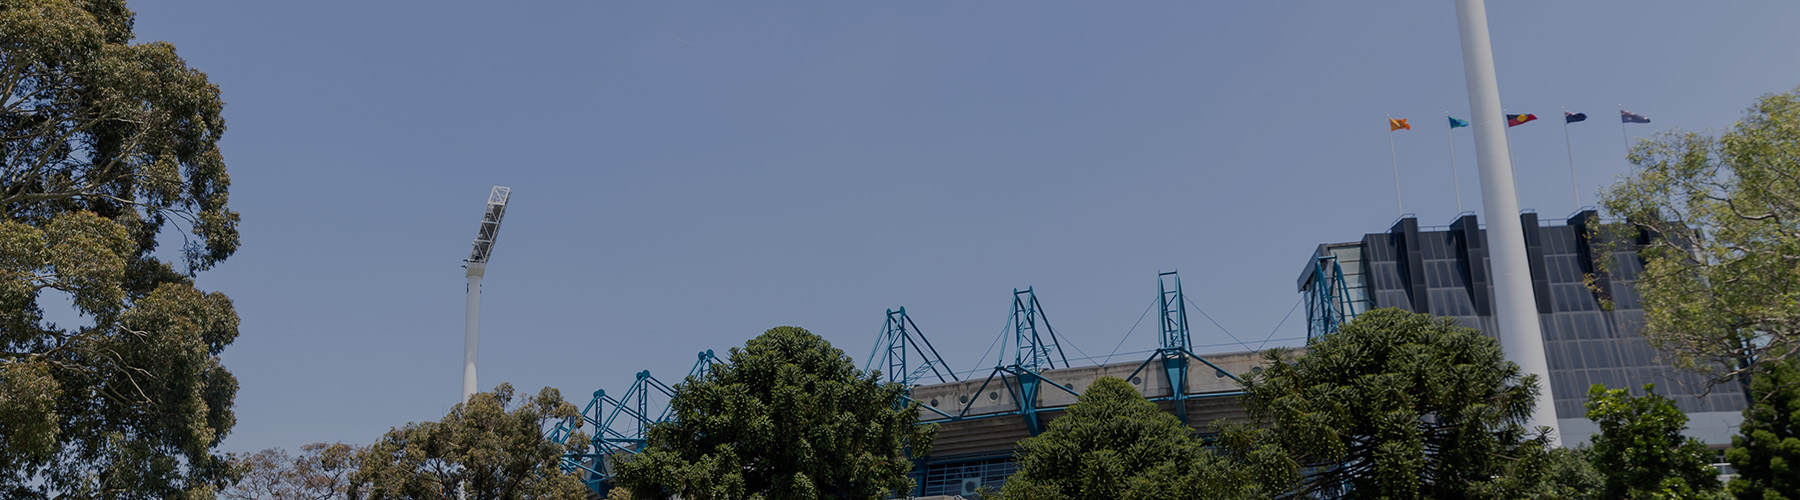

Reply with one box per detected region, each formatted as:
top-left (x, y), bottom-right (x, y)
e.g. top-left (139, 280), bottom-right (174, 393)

top-left (1389, 118), bottom-right (1411, 131)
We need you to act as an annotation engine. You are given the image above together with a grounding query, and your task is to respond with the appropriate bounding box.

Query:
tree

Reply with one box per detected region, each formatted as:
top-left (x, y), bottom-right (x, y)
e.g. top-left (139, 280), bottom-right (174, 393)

top-left (223, 443), bottom-right (358, 500)
top-left (1242, 308), bottom-right (1548, 500)
top-left (348, 384), bottom-right (587, 500)
top-left (2, 0), bottom-right (244, 497)
top-left (995, 377), bottom-right (1288, 500)
top-left (1585, 384), bottom-right (1723, 500)
top-left (610, 326), bottom-right (933, 500)
top-left (1725, 356), bottom-right (1800, 500)
top-left (1600, 85), bottom-right (1800, 379)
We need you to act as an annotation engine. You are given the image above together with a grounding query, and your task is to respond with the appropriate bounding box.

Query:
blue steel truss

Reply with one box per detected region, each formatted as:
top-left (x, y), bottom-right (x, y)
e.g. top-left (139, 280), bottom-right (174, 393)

top-left (908, 281), bottom-right (1245, 436)
top-left (1007, 288), bottom-right (1068, 371)
top-left (1305, 255), bottom-right (1357, 339)
top-left (1123, 271), bottom-right (1241, 425)
top-left (546, 350), bottom-right (719, 496)
top-left (866, 307), bottom-right (959, 386)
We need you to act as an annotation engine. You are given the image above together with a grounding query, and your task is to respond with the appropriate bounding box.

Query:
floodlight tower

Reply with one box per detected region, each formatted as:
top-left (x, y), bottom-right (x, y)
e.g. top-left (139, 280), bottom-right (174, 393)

top-left (462, 186), bottom-right (511, 402)
top-left (1454, 0), bottom-right (1560, 445)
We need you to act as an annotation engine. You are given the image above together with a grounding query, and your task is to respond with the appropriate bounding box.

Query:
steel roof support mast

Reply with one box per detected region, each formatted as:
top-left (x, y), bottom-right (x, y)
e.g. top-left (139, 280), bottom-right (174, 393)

top-left (1453, 1), bottom-right (1560, 446)
top-left (463, 186), bottom-right (511, 402)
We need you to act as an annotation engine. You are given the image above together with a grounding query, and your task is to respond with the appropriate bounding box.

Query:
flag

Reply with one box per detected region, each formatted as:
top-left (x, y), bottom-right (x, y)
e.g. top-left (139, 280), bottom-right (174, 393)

top-left (1621, 110), bottom-right (1651, 124)
top-left (1389, 118), bottom-right (1411, 131)
top-left (1565, 112), bottom-right (1587, 123)
top-left (1506, 114), bottom-right (1539, 127)
top-left (1448, 116), bottom-right (1470, 128)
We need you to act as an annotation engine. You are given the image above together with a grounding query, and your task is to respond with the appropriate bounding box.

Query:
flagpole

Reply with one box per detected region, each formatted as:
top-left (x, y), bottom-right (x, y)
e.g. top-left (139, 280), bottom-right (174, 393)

top-left (1563, 107), bottom-right (1579, 208)
top-left (1619, 104), bottom-right (1630, 155)
top-left (1389, 116), bottom-right (1404, 213)
top-left (1446, 112), bottom-right (1464, 213)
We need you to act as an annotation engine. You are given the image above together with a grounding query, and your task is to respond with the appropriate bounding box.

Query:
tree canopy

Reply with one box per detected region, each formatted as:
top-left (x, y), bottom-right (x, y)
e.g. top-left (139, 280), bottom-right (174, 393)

top-left (1600, 85), bottom-right (1800, 379)
top-left (1583, 384), bottom-right (1723, 500)
top-left (349, 384), bottom-right (587, 500)
top-left (1725, 356), bottom-right (1800, 500)
top-left (1242, 308), bottom-right (1548, 500)
top-left (223, 443), bottom-right (358, 500)
top-left (2, 0), bottom-right (244, 498)
top-left (996, 376), bottom-right (1287, 500)
top-left (611, 326), bottom-right (933, 500)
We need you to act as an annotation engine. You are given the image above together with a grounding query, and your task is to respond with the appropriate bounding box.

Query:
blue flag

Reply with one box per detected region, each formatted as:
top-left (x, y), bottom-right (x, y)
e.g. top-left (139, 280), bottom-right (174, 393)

top-left (1565, 112), bottom-right (1587, 123)
top-left (1621, 110), bottom-right (1651, 124)
top-left (1448, 116), bottom-right (1470, 128)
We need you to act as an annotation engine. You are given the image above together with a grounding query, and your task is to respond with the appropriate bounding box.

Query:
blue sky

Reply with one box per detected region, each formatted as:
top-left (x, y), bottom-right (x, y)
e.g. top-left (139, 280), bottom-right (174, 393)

top-left (118, 1), bottom-right (1800, 453)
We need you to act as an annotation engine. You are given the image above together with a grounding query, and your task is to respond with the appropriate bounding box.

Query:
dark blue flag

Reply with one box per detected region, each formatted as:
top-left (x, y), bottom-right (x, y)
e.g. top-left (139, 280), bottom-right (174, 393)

top-left (1565, 112), bottom-right (1587, 123)
top-left (1621, 110), bottom-right (1651, 124)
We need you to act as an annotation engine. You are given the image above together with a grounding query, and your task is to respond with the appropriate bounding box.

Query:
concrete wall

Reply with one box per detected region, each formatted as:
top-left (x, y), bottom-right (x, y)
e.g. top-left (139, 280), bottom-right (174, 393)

top-left (910, 348), bottom-right (1289, 459)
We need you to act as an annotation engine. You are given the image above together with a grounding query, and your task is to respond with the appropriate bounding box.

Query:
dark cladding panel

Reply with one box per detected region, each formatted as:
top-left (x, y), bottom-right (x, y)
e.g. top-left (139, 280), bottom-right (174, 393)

top-left (1321, 213), bottom-right (1746, 420)
top-left (1390, 217), bottom-right (1429, 313)
top-left (1519, 213), bottom-right (1555, 313)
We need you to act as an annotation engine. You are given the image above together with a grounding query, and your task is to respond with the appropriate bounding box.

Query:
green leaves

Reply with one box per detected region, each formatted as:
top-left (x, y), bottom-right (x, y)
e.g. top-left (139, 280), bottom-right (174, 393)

top-left (1243, 308), bottom-right (1547, 500)
top-left (1726, 357), bottom-right (1800, 500)
top-left (612, 327), bottom-right (931, 500)
top-left (2, 1), bottom-right (245, 497)
top-left (1584, 384), bottom-right (1724, 500)
top-left (996, 377), bottom-right (1282, 500)
top-left (1600, 86), bottom-right (1800, 379)
top-left (350, 384), bottom-right (588, 500)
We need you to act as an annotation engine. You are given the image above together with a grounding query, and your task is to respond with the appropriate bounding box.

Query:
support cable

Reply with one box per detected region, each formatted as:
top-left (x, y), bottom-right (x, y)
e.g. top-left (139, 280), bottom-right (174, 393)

top-left (1103, 298), bottom-right (1159, 365)
top-left (1258, 297), bottom-right (1305, 351)
top-left (1185, 295), bottom-right (1255, 352)
top-left (970, 313), bottom-right (1013, 372)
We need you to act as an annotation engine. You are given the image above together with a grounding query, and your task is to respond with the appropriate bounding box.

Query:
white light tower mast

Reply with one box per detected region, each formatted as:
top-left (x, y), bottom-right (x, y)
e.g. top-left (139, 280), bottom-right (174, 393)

top-left (1454, 0), bottom-right (1561, 446)
top-left (463, 186), bottom-right (511, 403)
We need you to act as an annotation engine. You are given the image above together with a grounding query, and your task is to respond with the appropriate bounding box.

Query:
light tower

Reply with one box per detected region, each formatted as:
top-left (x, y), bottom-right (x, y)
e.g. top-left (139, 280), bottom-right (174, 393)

top-left (1453, 0), bottom-right (1560, 445)
top-left (463, 186), bottom-right (511, 402)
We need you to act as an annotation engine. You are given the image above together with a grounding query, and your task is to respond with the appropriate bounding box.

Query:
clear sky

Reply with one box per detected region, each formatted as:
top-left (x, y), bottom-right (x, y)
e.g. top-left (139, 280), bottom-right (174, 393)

top-left (113, 1), bottom-right (1800, 453)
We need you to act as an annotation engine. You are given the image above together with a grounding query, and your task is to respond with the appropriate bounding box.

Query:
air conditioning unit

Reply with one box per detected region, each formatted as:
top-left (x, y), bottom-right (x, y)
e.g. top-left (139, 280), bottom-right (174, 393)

top-left (961, 478), bottom-right (982, 495)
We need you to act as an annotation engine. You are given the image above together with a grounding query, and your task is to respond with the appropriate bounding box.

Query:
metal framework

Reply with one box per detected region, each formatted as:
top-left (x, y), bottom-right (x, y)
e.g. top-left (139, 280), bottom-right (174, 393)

top-left (462, 186), bottom-right (511, 402)
top-left (1123, 271), bottom-right (1241, 425)
top-left (547, 350), bottom-right (719, 495)
top-left (467, 186), bottom-right (511, 265)
top-left (865, 307), bottom-right (958, 386)
top-left (907, 288), bottom-right (1081, 436)
top-left (1008, 288), bottom-right (1069, 371)
top-left (1304, 255), bottom-right (1357, 339)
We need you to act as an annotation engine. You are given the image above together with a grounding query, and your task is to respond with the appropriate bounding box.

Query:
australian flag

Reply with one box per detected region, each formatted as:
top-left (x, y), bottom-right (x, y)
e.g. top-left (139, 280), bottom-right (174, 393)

top-left (1565, 112), bottom-right (1587, 123)
top-left (1621, 110), bottom-right (1652, 124)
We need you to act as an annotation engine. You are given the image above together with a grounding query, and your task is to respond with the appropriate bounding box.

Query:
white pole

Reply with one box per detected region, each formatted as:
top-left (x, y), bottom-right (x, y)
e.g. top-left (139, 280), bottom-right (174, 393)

top-left (1446, 113), bottom-right (1464, 213)
top-left (1454, 0), bottom-right (1561, 447)
top-left (1563, 108), bottom-right (1580, 208)
top-left (1389, 121), bottom-right (1404, 214)
top-left (463, 263), bottom-right (485, 402)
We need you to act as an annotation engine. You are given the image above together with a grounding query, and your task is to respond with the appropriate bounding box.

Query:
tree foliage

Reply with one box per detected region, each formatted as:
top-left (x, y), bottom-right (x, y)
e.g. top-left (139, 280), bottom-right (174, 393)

top-left (1600, 85), bottom-right (1800, 379)
top-left (1726, 356), bottom-right (1800, 500)
top-left (1529, 447), bottom-right (1604, 500)
top-left (995, 376), bottom-right (1288, 500)
top-left (2, 1), bottom-right (245, 497)
top-left (1585, 384), bottom-right (1723, 500)
top-left (1243, 308), bottom-right (1548, 500)
top-left (348, 384), bottom-right (587, 500)
top-left (223, 443), bottom-right (358, 500)
top-left (611, 326), bottom-right (933, 500)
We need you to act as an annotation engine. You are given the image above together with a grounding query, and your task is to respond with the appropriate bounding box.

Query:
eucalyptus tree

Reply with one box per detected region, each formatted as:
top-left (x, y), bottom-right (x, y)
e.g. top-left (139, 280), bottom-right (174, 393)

top-left (1600, 85), bottom-right (1800, 380)
top-left (2, 0), bottom-right (244, 498)
top-left (349, 384), bottom-right (588, 500)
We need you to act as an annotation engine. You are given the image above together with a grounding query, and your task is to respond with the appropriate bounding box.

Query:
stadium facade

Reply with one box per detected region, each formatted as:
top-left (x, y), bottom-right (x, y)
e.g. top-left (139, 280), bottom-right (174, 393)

top-left (1297, 210), bottom-right (1746, 445)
